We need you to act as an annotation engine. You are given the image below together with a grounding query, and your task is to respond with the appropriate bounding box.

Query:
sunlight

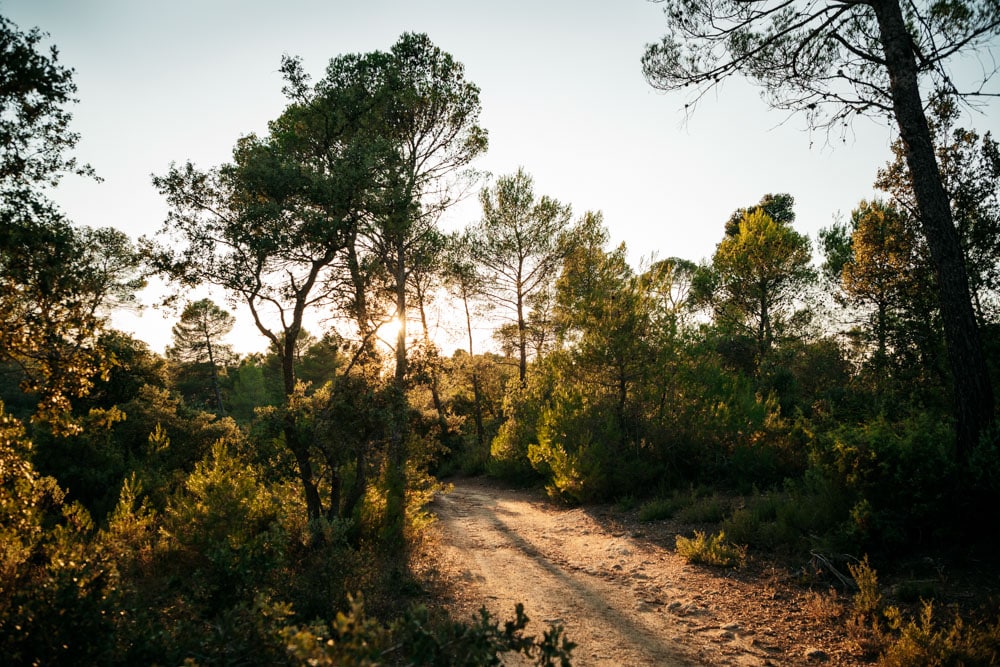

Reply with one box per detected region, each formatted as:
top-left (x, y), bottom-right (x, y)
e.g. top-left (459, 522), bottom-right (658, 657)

top-left (377, 316), bottom-right (403, 347)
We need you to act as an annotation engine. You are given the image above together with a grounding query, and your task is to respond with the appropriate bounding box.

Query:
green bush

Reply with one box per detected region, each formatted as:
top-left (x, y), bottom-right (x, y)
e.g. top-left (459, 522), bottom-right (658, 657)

top-left (675, 530), bottom-right (746, 568)
top-left (721, 475), bottom-right (852, 555)
top-left (676, 494), bottom-right (729, 524)
top-left (638, 496), bottom-right (683, 522)
top-left (527, 385), bottom-right (617, 503)
top-left (489, 378), bottom-right (549, 482)
top-left (282, 596), bottom-right (575, 666)
top-left (0, 404), bottom-right (116, 664)
top-left (807, 413), bottom-right (957, 551)
top-left (880, 602), bottom-right (1000, 667)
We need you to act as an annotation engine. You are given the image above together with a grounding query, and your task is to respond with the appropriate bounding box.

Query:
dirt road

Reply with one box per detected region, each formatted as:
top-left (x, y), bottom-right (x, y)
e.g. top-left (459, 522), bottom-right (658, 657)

top-left (423, 478), bottom-right (827, 666)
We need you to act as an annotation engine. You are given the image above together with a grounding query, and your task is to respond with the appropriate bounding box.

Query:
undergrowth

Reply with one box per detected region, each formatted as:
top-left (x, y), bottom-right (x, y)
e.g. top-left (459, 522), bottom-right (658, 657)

top-left (675, 530), bottom-right (746, 568)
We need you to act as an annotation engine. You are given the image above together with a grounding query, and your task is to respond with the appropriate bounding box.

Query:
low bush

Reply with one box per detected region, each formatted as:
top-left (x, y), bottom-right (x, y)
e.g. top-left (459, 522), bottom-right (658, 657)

top-left (676, 494), bottom-right (729, 524)
top-left (283, 596), bottom-right (575, 666)
top-left (675, 530), bottom-right (746, 568)
top-left (880, 602), bottom-right (1000, 667)
top-left (638, 496), bottom-right (682, 522)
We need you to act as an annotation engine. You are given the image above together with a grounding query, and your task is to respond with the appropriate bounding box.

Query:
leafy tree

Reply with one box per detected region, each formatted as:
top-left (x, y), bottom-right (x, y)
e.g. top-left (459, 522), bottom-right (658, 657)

top-left (443, 230), bottom-right (490, 450)
top-left (0, 17), bottom-right (143, 433)
top-left (323, 32), bottom-right (487, 548)
top-left (472, 168), bottom-right (572, 384)
top-left (0, 15), bottom-right (95, 213)
top-left (710, 208), bottom-right (814, 367)
top-left (1, 220), bottom-right (143, 433)
top-left (152, 60), bottom-right (378, 519)
top-left (166, 298), bottom-right (236, 415)
top-left (724, 193), bottom-right (796, 237)
top-left (821, 200), bottom-right (930, 380)
top-left (554, 212), bottom-right (653, 440)
top-left (642, 0), bottom-right (999, 454)
top-left (877, 95), bottom-right (1000, 323)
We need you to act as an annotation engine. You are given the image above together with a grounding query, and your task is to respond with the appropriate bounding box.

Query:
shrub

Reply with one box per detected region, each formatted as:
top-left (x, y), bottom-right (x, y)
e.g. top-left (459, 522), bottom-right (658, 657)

top-left (676, 494), bottom-right (729, 524)
top-left (675, 530), bottom-right (746, 568)
top-left (527, 386), bottom-right (618, 503)
top-left (880, 602), bottom-right (1000, 667)
top-left (282, 596), bottom-right (575, 666)
top-left (807, 414), bottom-right (957, 551)
top-left (489, 380), bottom-right (548, 483)
top-left (638, 496), bottom-right (682, 522)
top-left (849, 556), bottom-right (883, 621)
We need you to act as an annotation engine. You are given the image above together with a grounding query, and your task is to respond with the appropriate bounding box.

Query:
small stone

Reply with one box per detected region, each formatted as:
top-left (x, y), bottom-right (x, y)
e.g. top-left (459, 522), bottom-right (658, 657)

top-left (804, 647), bottom-right (829, 662)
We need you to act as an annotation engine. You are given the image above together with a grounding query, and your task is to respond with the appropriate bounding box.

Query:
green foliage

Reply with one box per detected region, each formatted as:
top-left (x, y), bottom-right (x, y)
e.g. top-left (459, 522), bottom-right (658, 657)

top-left (638, 496), bottom-right (684, 522)
top-left (676, 494), bottom-right (729, 524)
top-left (880, 602), bottom-right (1000, 667)
top-left (528, 382), bottom-right (617, 503)
top-left (489, 377), bottom-right (547, 483)
top-left (0, 403), bottom-right (114, 664)
top-left (162, 440), bottom-right (285, 601)
top-left (720, 479), bottom-right (848, 553)
top-left (849, 556), bottom-right (883, 621)
top-left (808, 414), bottom-right (957, 550)
top-left (710, 207), bottom-right (814, 365)
top-left (227, 357), bottom-right (281, 423)
top-left (1, 220), bottom-right (143, 434)
top-left (100, 440), bottom-right (317, 665)
top-left (878, 94), bottom-right (1000, 322)
top-left (166, 298), bottom-right (236, 415)
top-left (724, 193), bottom-right (797, 237)
top-left (675, 530), bottom-right (746, 568)
top-left (283, 596), bottom-right (575, 666)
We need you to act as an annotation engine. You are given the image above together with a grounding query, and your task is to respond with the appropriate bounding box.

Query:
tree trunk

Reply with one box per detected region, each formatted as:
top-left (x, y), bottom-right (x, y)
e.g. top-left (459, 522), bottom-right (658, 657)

top-left (282, 333), bottom-right (322, 520)
top-left (285, 412), bottom-right (322, 520)
top-left (517, 289), bottom-right (528, 384)
top-left (873, 0), bottom-right (995, 458)
top-left (342, 445), bottom-right (367, 521)
top-left (204, 335), bottom-right (226, 416)
top-left (416, 280), bottom-right (450, 441)
top-left (463, 293), bottom-right (485, 449)
top-left (384, 240), bottom-right (409, 552)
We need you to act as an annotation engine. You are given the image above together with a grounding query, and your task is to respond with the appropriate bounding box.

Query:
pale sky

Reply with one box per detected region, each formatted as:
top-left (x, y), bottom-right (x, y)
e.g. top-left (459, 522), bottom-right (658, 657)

top-left (4, 0), bottom-right (998, 354)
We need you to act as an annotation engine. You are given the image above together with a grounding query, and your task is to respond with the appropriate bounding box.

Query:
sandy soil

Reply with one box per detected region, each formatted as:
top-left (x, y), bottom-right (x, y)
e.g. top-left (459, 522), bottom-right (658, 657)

top-left (416, 477), bottom-right (869, 666)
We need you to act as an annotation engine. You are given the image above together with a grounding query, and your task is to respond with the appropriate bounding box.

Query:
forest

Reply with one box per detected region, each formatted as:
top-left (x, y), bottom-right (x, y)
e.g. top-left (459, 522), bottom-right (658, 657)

top-left (2, 3), bottom-right (1000, 665)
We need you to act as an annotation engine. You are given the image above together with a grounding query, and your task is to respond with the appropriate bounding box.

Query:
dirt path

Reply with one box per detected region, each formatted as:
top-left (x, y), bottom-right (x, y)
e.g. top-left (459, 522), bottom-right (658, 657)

top-left (421, 478), bottom-right (835, 666)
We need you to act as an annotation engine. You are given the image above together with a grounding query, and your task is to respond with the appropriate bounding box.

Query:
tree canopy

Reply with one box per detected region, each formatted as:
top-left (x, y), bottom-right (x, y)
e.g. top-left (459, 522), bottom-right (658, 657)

top-left (643, 0), bottom-right (999, 454)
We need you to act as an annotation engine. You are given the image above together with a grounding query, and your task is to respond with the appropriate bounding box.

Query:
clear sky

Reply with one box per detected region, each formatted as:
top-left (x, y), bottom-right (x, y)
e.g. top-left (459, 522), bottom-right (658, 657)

top-left (3, 0), bottom-right (998, 354)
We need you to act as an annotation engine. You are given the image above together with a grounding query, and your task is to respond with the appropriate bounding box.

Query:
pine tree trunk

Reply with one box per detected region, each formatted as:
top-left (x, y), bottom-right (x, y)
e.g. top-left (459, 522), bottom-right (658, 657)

top-left (384, 241), bottom-right (409, 552)
top-left (464, 294), bottom-right (485, 448)
top-left (517, 289), bottom-right (528, 384)
top-left (416, 281), bottom-right (450, 441)
top-left (873, 0), bottom-right (995, 458)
